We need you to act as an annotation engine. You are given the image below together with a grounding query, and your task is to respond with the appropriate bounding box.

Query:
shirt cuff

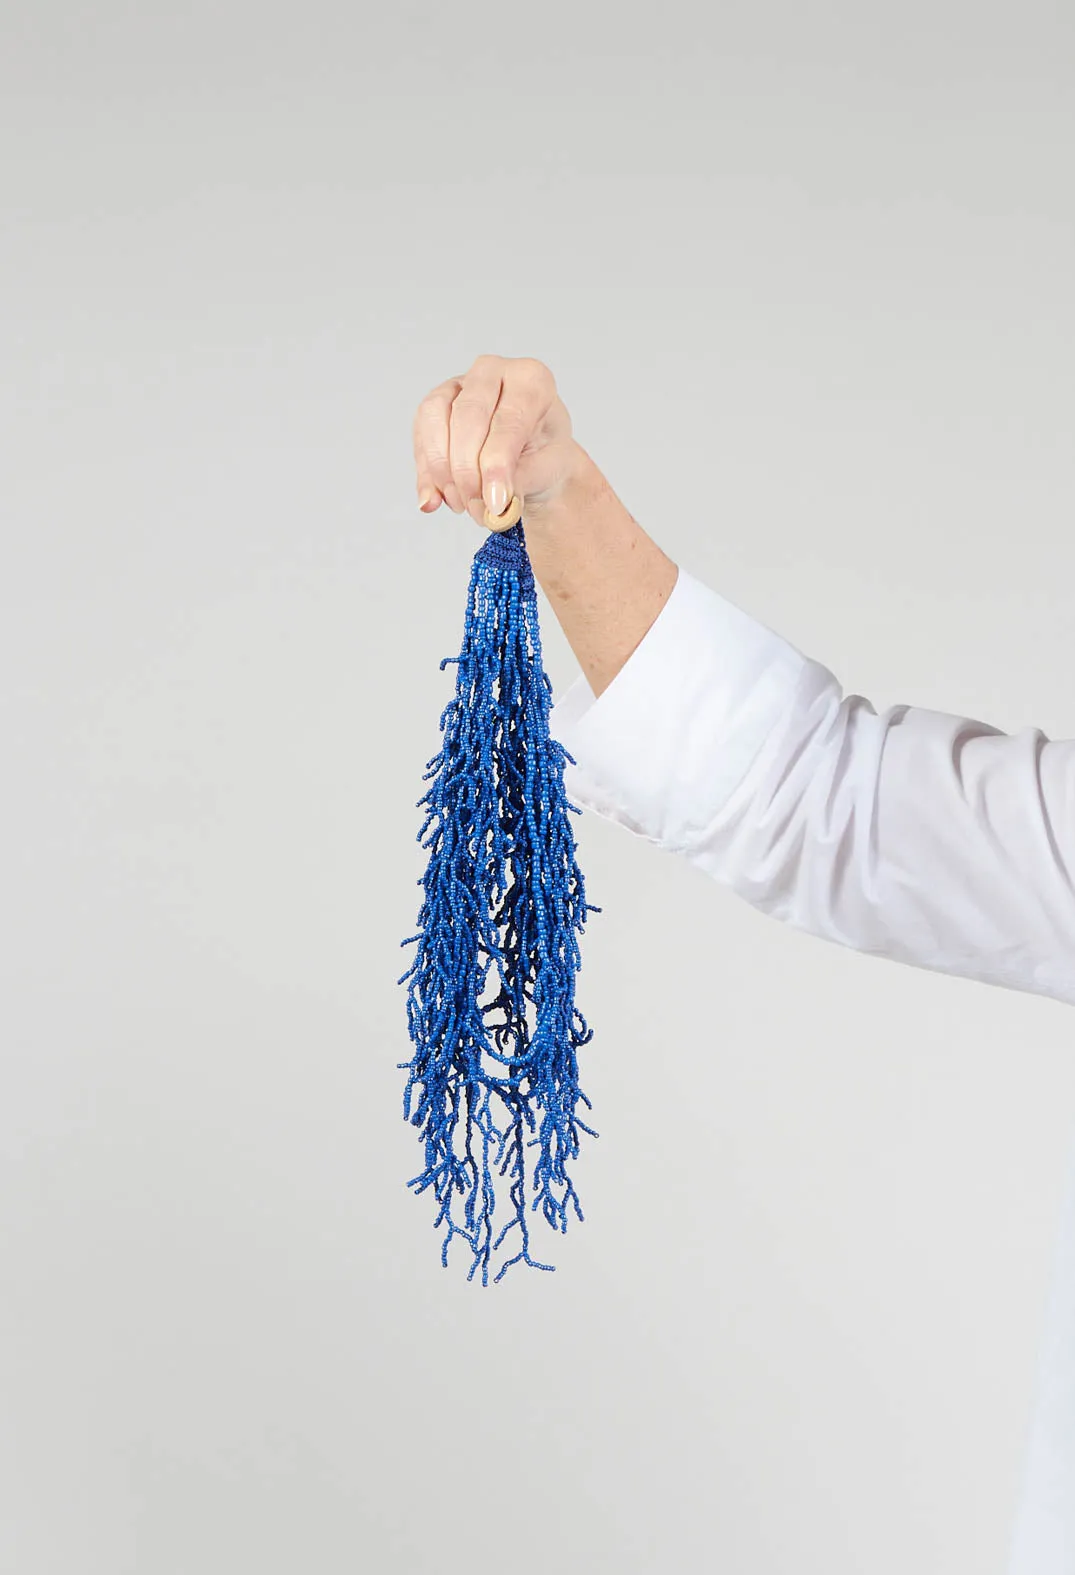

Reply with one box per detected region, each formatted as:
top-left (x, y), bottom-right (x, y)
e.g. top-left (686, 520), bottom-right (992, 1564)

top-left (547, 565), bottom-right (811, 852)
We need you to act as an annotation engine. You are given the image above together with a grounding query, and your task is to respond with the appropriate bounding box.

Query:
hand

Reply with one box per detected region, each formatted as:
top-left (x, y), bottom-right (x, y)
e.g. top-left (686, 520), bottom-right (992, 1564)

top-left (412, 354), bottom-right (583, 528)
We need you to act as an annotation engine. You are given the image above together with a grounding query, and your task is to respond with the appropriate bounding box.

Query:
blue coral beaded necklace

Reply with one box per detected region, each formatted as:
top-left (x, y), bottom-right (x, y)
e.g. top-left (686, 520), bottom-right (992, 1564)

top-left (398, 494), bottom-right (601, 1284)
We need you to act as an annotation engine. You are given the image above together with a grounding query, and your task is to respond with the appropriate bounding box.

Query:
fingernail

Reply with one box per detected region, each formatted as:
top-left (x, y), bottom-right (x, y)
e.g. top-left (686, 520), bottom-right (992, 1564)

top-left (417, 486), bottom-right (435, 510)
top-left (486, 480), bottom-right (508, 518)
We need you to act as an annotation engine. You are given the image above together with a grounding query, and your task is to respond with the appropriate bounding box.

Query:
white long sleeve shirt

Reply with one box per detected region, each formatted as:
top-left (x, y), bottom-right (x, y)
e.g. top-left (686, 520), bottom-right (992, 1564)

top-left (548, 564), bottom-right (1075, 1574)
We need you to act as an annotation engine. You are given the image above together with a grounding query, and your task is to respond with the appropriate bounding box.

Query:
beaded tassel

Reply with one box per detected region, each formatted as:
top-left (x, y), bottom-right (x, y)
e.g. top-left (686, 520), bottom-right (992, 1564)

top-left (398, 520), bottom-right (601, 1284)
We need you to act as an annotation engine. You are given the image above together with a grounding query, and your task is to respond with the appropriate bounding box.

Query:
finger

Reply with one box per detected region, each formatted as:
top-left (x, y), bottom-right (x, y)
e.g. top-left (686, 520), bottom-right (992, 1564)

top-left (447, 355), bottom-right (506, 512)
top-left (478, 360), bottom-right (555, 516)
top-left (412, 440), bottom-right (444, 513)
top-left (414, 377), bottom-right (466, 512)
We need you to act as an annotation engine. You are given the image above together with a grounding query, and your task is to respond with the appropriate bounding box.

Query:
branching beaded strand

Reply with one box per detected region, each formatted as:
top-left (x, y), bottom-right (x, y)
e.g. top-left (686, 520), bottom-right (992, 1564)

top-left (397, 505), bottom-right (601, 1284)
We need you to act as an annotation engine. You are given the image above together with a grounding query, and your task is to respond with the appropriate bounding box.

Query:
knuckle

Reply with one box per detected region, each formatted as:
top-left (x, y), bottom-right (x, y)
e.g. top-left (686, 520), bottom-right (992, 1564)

top-left (490, 403), bottom-right (527, 431)
top-left (414, 400), bottom-right (444, 437)
top-left (453, 471), bottom-right (481, 502)
top-left (453, 465), bottom-right (481, 496)
top-left (516, 356), bottom-right (552, 384)
top-left (450, 394), bottom-right (482, 417)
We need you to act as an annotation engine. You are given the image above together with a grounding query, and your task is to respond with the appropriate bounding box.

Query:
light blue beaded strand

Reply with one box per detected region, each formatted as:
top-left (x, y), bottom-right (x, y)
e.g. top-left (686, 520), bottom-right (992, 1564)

top-left (398, 521), bottom-right (601, 1284)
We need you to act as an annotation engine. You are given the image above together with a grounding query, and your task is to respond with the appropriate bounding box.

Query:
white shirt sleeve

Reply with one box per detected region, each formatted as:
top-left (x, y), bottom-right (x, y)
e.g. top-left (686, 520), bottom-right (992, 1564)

top-left (548, 561), bottom-right (1075, 1571)
top-left (550, 557), bottom-right (1075, 1562)
top-left (548, 564), bottom-right (1075, 1010)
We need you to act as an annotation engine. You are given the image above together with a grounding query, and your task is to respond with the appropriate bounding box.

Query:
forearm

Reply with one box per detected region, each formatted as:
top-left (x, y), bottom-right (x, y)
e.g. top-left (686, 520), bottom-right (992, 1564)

top-left (521, 443), bottom-right (679, 699)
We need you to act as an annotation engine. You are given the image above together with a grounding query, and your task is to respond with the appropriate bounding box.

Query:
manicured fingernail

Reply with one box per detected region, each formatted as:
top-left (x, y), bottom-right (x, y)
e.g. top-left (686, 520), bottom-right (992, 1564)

top-left (486, 480), bottom-right (508, 518)
top-left (417, 486), bottom-right (435, 510)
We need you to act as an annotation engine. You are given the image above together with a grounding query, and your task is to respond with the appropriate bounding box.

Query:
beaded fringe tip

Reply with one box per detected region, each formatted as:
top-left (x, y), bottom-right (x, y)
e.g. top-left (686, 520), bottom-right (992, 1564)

top-left (398, 521), bottom-right (601, 1284)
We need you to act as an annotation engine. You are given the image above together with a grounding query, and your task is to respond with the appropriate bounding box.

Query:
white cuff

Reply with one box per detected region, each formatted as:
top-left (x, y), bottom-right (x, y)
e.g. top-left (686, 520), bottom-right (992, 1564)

top-left (548, 566), bottom-right (810, 853)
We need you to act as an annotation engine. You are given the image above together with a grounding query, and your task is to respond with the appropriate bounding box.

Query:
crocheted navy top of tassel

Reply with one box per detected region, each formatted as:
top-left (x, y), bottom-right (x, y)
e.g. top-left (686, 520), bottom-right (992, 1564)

top-left (398, 520), bottom-right (601, 1285)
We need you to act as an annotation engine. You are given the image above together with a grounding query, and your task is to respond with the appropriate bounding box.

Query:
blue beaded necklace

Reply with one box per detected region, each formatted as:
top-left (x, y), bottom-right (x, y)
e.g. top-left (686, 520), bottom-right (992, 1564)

top-left (398, 516), bottom-right (601, 1284)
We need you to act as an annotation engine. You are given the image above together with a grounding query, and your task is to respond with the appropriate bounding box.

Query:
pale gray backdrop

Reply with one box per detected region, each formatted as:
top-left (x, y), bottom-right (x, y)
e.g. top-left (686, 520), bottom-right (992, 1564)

top-left (2, 2), bottom-right (1074, 1571)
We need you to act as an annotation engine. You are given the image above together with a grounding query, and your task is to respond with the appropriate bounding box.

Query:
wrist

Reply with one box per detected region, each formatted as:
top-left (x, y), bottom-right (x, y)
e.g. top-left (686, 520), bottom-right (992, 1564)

top-left (522, 441), bottom-right (599, 526)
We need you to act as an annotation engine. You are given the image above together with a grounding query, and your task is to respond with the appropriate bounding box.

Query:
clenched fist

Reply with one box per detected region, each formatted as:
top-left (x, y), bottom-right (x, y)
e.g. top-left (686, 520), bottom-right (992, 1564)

top-left (412, 354), bottom-right (583, 529)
